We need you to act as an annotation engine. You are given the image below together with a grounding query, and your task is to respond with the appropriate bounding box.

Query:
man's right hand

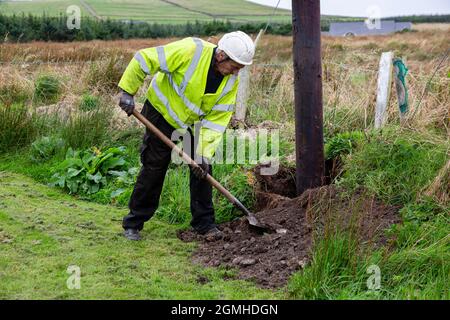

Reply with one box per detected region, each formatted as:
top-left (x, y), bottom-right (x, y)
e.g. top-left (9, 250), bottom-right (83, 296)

top-left (190, 156), bottom-right (210, 180)
top-left (119, 90), bottom-right (135, 116)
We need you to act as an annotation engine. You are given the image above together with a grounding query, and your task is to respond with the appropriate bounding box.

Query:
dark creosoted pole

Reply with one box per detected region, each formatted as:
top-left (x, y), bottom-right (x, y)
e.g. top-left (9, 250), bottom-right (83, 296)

top-left (292, 0), bottom-right (324, 195)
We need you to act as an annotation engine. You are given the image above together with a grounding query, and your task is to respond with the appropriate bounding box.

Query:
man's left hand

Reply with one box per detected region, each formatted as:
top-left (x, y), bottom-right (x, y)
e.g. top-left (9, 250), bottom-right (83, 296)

top-left (119, 90), bottom-right (135, 116)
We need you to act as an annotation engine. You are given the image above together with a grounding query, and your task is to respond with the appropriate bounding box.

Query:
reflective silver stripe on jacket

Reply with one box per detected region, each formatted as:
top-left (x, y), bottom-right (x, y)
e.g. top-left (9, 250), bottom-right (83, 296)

top-left (156, 46), bottom-right (168, 73)
top-left (151, 80), bottom-right (188, 129)
top-left (217, 75), bottom-right (237, 102)
top-left (134, 52), bottom-right (150, 75)
top-left (211, 104), bottom-right (234, 112)
top-left (179, 38), bottom-right (203, 93)
top-left (169, 75), bottom-right (204, 116)
top-left (201, 119), bottom-right (226, 133)
top-left (156, 39), bottom-right (205, 117)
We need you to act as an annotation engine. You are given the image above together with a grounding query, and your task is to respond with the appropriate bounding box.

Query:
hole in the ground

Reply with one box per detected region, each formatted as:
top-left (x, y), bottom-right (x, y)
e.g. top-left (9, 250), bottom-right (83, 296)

top-left (252, 164), bottom-right (296, 212)
top-left (253, 158), bottom-right (343, 211)
top-left (253, 164), bottom-right (297, 197)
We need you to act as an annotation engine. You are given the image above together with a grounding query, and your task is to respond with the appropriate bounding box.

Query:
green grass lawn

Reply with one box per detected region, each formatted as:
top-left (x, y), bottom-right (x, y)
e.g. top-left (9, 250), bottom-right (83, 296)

top-left (0, 171), bottom-right (285, 299)
top-left (0, 0), bottom-right (291, 23)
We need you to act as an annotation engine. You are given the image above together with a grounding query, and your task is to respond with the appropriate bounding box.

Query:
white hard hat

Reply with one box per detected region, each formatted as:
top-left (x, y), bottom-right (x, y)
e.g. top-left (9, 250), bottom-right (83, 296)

top-left (218, 31), bottom-right (255, 66)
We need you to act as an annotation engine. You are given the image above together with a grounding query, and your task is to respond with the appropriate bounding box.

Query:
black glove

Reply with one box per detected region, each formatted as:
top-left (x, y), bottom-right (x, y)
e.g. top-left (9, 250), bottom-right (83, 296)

top-left (190, 157), bottom-right (209, 180)
top-left (119, 90), bottom-right (135, 116)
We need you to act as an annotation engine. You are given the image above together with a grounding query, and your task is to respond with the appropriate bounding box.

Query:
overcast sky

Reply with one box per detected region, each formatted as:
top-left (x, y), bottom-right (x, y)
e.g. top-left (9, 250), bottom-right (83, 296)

top-left (246, 0), bottom-right (450, 17)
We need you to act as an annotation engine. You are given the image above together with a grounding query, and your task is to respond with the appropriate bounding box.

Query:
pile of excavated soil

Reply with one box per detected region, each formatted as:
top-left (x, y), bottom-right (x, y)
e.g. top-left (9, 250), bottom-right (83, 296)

top-left (178, 185), bottom-right (401, 288)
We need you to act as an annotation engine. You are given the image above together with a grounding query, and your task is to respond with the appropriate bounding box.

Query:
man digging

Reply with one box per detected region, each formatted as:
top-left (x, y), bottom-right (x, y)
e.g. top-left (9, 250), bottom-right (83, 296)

top-left (117, 32), bottom-right (255, 241)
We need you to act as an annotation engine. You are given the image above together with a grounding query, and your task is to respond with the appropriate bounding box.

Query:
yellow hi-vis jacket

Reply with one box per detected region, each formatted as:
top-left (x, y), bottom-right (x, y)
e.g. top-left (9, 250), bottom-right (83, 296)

top-left (118, 37), bottom-right (239, 159)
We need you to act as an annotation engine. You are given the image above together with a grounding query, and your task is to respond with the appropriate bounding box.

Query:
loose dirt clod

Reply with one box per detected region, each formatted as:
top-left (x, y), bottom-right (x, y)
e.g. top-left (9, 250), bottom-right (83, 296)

top-left (178, 185), bottom-right (401, 288)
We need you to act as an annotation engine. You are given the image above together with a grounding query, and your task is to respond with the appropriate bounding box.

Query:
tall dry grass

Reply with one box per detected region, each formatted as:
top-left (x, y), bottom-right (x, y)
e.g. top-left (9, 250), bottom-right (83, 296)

top-left (0, 38), bottom-right (179, 63)
top-left (0, 29), bottom-right (448, 137)
top-left (249, 29), bottom-right (450, 138)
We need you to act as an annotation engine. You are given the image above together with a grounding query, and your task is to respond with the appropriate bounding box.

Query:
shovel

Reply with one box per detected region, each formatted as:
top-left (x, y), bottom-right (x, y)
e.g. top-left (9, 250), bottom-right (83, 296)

top-left (132, 109), bottom-right (269, 232)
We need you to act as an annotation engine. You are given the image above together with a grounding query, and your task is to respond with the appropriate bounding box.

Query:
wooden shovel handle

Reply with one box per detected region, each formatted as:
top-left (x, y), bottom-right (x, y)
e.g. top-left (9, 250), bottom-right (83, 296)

top-left (132, 109), bottom-right (238, 205)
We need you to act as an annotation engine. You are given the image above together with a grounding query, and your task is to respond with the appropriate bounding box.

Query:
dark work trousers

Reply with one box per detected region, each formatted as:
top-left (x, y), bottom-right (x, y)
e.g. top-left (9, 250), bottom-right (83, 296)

top-left (122, 100), bottom-right (216, 234)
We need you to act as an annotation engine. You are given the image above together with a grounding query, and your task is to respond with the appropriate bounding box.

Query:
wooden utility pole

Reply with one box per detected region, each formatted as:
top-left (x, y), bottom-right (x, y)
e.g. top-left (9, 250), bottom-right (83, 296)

top-left (292, 0), bottom-right (324, 195)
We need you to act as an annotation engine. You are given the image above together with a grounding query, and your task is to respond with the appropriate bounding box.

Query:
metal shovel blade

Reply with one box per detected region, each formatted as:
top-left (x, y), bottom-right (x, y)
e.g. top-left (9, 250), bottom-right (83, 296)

top-left (234, 198), bottom-right (270, 232)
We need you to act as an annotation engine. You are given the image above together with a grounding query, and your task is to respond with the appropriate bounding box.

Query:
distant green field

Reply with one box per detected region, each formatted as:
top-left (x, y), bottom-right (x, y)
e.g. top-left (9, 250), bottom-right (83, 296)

top-left (0, 0), bottom-right (89, 17)
top-left (0, 0), bottom-right (292, 24)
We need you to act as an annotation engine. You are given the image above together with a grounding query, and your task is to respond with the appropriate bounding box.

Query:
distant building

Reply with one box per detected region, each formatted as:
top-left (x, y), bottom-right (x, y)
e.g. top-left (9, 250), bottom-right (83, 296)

top-left (328, 20), bottom-right (412, 37)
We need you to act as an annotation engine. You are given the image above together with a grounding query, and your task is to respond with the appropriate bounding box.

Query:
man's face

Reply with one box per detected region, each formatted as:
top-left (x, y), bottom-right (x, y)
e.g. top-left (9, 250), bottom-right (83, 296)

top-left (215, 51), bottom-right (245, 76)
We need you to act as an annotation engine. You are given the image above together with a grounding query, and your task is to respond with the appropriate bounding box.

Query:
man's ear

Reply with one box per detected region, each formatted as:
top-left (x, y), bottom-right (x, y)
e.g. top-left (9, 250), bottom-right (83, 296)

top-left (216, 50), bottom-right (228, 63)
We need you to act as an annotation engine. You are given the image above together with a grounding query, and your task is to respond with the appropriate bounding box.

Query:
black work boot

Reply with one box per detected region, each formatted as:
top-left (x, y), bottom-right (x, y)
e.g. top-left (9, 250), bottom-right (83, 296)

top-left (123, 228), bottom-right (141, 241)
top-left (203, 227), bottom-right (223, 242)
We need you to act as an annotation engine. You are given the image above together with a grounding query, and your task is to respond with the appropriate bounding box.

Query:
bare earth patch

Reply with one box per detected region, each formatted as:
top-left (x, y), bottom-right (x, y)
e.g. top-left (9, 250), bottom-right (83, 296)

top-left (178, 184), bottom-right (401, 288)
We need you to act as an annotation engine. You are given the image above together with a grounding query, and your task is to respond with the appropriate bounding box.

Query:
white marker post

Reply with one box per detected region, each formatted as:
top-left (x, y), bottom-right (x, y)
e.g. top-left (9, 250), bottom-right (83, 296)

top-left (234, 29), bottom-right (265, 127)
top-left (374, 51), bottom-right (394, 129)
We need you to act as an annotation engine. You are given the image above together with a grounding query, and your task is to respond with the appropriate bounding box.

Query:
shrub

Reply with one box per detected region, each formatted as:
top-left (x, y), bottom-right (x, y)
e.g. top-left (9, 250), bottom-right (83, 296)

top-left (79, 94), bottom-right (101, 112)
top-left (50, 146), bottom-right (135, 195)
top-left (325, 131), bottom-right (364, 160)
top-left (0, 103), bottom-right (40, 152)
top-left (379, 211), bottom-right (449, 299)
top-left (30, 136), bottom-right (66, 163)
top-left (339, 128), bottom-right (448, 205)
top-left (288, 228), bottom-right (369, 299)
top-left (289, 212), bottom-right (450, 299)
top-left (87, 54), bottom-right (125, 92)
top-left (0, 82), bottom-right (30, 106)
top-left (398, 199), bottom-right (446, 225)
top-left (0, 14), bottom-right (295, 43)
top-left (60, 106), bottom-right (112, 149)
top-left (34, 74), bottom-right (61, 104)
